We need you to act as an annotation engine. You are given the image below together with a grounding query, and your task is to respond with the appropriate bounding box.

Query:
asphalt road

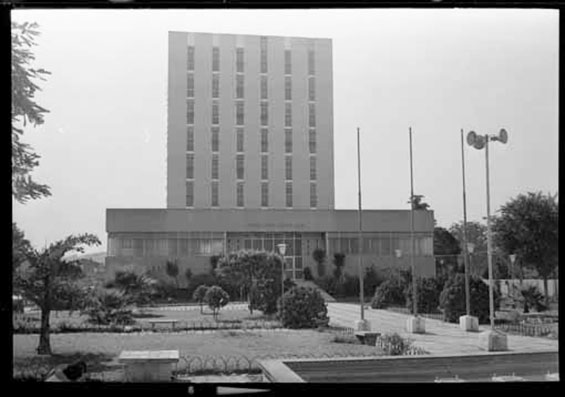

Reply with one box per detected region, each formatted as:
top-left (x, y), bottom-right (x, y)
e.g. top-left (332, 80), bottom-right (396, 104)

top-left (284, 352), bottom-right (559, 383)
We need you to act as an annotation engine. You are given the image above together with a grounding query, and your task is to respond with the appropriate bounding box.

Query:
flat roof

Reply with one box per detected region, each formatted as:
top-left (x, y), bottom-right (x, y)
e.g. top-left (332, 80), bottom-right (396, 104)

top-left (106, 208), bottom-right (435, 233)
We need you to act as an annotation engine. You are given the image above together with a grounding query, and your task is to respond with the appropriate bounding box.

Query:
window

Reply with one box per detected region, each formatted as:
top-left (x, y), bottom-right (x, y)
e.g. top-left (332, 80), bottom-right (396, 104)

top-left (187, 126), bottom-right (194, 152)
top-left (285, 156), bottom-right (292, 180)
top-left (186, 181), bottom-right (194, 207)
top-left (186, 153), bottom-right (194, 179)
top-left (236, 47), bottom-right (244, 73)
top-left (261, 155), bottom-right (268, 180)
top-left (236, 74), bottom-right (244, 99)
top-left (284, 49), bottom-right (291, 75)
top-left (309, 129), bottom-right (316, 154)
top-left (285, 76), bottom-right (292, 101)
top-left (212, 74), bottom-right (219, 98)
top-left (237, 182), bottom-right (244, 207)
top-left (261, 182), bottom-right (269, 207)
top-left (260, 75), bottom-right (268, 99)
top-left (310, 156), bottom-right (316, 180)
top-left (211, 127), bottom-right (219, 152)
top-left (236, 128), bottom-right (244, 152)
top-left (260, 36), bottom-right (268, 73)
top-left (285, 103), bottom-right (292, 127)
top-left (186, 99), bottom-right (194, 125)
top-left (310, 182), bottom-right (317, 208)
top-left (286, 182), bottom-right (293, 207)
top-left (236, 154), bottom-right (244, 179)
top-left (187, 73), bottom-right (194, 97)
top-left (309, 103), bottom-right (316, 127)
top-left (308, 76), bottom-right (315, 101)
top-left (236, 101), bottom-right (244, 125)
top-left (212, 46), bottom-right (220, 72)
top-left (212, 100), bottom-right (219, 125)
top-left (285, 128), bottom-right (292, 153)
top-left (212, 154), bottom-right (219, 180)
top-left (261, 102), bottom-right (268, 126)
top-left (211, 181), bottom-right (219, 207)
top-left (308, 47), bottom-right (315, 75)
top-left (261, 128), bottom-right (268, 153)
top-left (187, 46), bottom-right (195, 71)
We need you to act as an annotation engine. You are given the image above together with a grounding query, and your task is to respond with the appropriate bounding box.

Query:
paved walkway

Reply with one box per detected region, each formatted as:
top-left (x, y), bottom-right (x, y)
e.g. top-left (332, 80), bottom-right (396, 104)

top-left (327, 303), bottom-right (559, 356)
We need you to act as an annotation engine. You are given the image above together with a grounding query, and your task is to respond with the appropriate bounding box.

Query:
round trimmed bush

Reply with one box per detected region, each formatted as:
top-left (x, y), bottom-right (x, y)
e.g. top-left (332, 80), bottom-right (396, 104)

top-left (404, 277), bottom-right (444, 314)
top-left (371, 279), bottom-right (406, 309)
top-left (439, 274), bottom-right (500, 324)
top-left (280, 286), bottom-right (329, 329)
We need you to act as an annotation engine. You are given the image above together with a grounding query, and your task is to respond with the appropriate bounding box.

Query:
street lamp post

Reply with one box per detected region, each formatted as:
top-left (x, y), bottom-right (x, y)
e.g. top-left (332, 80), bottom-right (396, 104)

top-left (277, 243), bottom-right (287, 319)
top-left (509, 254), bottom-right (517, 298)
top-left (355, 128), bottom-right (370, 332)
top-left (466, 128), bottom-right (509, 351)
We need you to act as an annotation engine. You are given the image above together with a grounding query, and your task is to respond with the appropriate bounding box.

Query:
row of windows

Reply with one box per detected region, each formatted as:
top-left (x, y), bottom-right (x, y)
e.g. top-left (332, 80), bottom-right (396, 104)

top-left (110, 233), bottom-right (431, 258)
top-left (185, 180), bottom-right (318, 208)
top-left (187, 41), bottom-right (315, 75)
top-left (187, 76), bottom-right (314, 104)
top-left (186, 126), bottom-right (317, 154)
top-left (187, 154), bottom-right (317, 181)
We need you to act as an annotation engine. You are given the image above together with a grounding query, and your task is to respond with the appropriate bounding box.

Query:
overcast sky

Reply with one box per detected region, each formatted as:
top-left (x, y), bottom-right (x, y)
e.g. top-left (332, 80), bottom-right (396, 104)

top-left (12, 9), bottom-right (559, 253)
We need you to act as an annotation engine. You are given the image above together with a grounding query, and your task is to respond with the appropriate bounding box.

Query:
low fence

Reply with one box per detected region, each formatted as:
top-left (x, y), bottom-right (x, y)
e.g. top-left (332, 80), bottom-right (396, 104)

top-left (494, 322), bottom-right (558, 338)
top-left (174, 348), bottom-right (427, 376)
top-left (385, 306), bottom-right (445, 322)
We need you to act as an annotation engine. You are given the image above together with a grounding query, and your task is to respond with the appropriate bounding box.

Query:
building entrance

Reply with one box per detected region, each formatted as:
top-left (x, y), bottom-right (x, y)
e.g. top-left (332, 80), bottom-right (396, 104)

top-left (226, 232), bottom-right (303, 280)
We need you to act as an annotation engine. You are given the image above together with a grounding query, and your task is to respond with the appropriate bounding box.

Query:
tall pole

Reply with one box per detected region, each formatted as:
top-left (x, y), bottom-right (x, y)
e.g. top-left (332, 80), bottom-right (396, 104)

top-left (484, 135), bottom-right (495, 330)
top-left (357, 127), bottom-right (365, 320)
top-left (460, 129), bottom-right (471, 316)
top-left (409, 127), bottom-right (417, 316)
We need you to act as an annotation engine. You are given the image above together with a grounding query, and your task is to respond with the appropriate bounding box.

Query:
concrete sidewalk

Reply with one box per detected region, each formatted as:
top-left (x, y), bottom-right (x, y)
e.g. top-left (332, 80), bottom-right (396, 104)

top-left (327, 303), bottom-right (559, 356)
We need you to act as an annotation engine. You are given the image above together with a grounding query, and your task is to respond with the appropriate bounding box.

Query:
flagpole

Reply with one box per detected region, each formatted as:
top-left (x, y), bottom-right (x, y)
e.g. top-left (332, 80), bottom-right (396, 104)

top-left (460, 129), bottom-right (471, 316)
top-left (409, 127), bottom-right (417, 316)
top-left (357, 127), bottom-right (365, 321)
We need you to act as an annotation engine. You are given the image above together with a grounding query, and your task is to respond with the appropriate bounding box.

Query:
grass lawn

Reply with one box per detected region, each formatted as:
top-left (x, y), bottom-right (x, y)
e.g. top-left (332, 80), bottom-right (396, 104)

top-left (13, 328), bottom-right (382, 381)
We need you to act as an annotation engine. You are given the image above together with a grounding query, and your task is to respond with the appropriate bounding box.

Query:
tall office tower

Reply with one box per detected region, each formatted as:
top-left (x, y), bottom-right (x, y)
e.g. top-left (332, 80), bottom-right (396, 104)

top-left (167, 32), bottom-right (335, 210)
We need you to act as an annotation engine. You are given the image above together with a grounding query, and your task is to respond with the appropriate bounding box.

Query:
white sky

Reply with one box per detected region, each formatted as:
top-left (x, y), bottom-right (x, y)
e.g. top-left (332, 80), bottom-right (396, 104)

top-left (12, 9), bottom-right (559, 253)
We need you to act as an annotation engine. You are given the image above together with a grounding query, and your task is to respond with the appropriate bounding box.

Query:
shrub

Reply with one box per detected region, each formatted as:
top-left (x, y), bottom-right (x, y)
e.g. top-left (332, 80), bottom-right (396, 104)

top-left (340, 274), bottom-right (360, 298)
top-left (377, 333), bottom-right (413, 356)
top-left (333, 253), bottom-right (346, 280)
top-left (82, 289), bottom-right (134, 325)
top-left (312, 248), bottom-right (327, 277)
top-left (404, 277), bottom-right (444, 314)
top-left (439, 274), bottom-right (500, 324)
top-left (205, 285), bottom-right (230, 319)
top-left (303, 267), bottom-right (314, 281)
top-left (193, 285), bottom-right (209, 313)
top-left (314, 275), bottom-right (338, 296)
top-left (105, 270), bottom-right (157, 305)
top-left (363, 266), bottom-right (385, 297)
top-left (280, 286), bottom-right (329, 329)
top-left (520, 285), bottom-right (547, 313)
top-left (371, 269), bottom-right (411, 309)
top-left (186, 273), bottom-right (217, 298)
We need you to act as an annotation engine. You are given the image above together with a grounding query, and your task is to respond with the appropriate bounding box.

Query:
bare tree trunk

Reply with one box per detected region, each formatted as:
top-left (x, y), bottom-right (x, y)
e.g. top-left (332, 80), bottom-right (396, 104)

top-left (37, 307), bottom-right (51, 355)
top-left (543, 276), bottom-right (549, 309)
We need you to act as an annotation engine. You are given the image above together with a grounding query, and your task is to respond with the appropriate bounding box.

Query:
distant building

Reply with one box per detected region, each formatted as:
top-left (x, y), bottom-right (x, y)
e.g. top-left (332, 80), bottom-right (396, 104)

top-left (105, 32), bottom-right (435, 285)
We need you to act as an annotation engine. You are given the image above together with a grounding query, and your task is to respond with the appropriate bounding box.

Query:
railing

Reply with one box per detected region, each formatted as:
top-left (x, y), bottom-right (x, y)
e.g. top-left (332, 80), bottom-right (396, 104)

top-left (174, 351), bottom-right (390, 376)
top-left (386, 306), bottom-right (445, 322)
top-left (494, 322), bottom-right (558, 338)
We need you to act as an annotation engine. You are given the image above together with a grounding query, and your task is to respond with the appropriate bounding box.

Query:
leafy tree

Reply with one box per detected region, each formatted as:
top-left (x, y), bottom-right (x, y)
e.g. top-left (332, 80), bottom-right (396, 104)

top-left (449, 221), bottom-right (488, 276)
top-left (13, 223), bottom-right (32, 272)
top-left (12, 21), bottom-right (51, 203)
top-left (216, 250), bottom-right (284, 314)
top-left (205, 286), bottom-right (230, 320)
top-left (13, 233), bottom-right (100, 354)
top-left (363, 266), bottom-right (385, 297)
top-left (312, 248), bottom-right (326, 277)
top-left (492, 192), bottom-right (558, 307)
top-left (408, 194), bottom-right (430, 210)
top-left (433, 227), bottom-right (462, 280)
top-left (192, 285), bottom-right (209, 313)
top-left (165, 260), bottom-right (179, 287)
top-left (519, 285), bottom-right (547, 313)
